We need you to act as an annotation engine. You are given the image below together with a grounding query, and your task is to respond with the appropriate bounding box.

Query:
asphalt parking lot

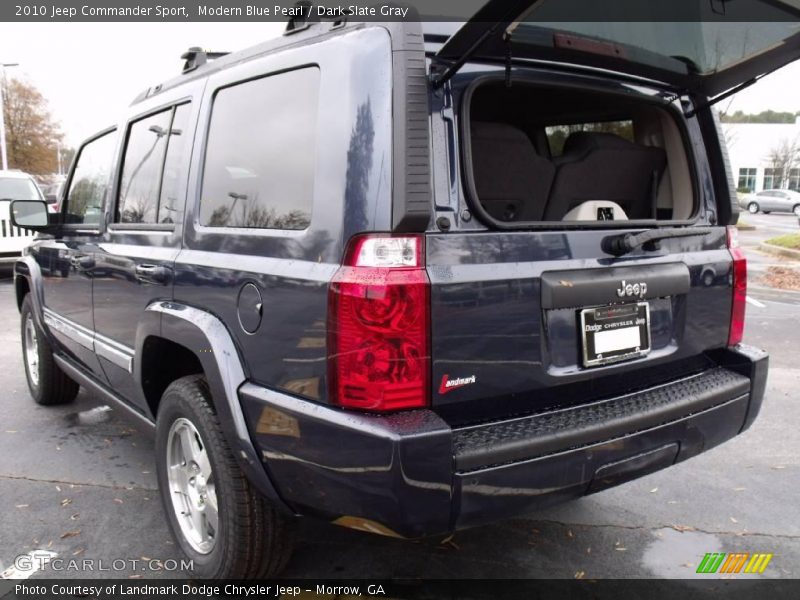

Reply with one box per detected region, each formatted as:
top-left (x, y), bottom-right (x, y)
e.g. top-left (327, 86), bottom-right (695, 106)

top-left (0, 215), bottom-right (798, 581)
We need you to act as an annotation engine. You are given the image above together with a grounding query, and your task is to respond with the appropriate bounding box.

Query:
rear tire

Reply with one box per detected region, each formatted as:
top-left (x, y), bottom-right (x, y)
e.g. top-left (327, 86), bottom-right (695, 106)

top-left (20, 295), bottom-right (79, 406)
top-left (155, 375), bottom-right (294, 578)
top-left (747, 202), bottom-right (759, 214)
top-left (793, 205), bottom-right (800, 217)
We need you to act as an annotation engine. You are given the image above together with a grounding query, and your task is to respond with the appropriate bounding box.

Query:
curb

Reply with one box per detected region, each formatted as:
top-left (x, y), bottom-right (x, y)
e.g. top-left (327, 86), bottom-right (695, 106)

top-left (736, 223), bottom-right (756, 231)
top-left (759, 242), bottom-right (800, 261)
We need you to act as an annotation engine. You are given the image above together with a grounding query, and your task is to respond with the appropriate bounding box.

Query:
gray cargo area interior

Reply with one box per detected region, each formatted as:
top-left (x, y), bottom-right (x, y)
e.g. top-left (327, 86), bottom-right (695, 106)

top-left (466, 82), bottom-right (695, 224)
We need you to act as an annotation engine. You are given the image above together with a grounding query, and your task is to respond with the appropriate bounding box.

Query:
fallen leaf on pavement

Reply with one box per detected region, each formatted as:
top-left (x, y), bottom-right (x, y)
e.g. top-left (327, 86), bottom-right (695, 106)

top-left (761, 267), bottom-right (800, 291)
top-left (574, 571), bottom-right (585, 579)
top-left (671, 524), bottom-right (696, 532)
top-left (730, 517), bottom-right (738, 523)
top-left (650, 487), bottom-right (658, 493)
top-left (60, 498), bottom-right (72, 507)
top-left (113, 498), bottom-right (124, 504)
top-left (15, 504), bottom-right (29, 508)
top-left (60, 530), bottom-right (81, 539)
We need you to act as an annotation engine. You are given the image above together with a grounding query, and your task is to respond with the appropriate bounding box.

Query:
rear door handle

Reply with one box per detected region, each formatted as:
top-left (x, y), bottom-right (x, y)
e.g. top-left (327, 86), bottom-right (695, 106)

top-left (135, 264), bottom-right (170, 284)
top-left (70, 255), bottom-right (95, 270)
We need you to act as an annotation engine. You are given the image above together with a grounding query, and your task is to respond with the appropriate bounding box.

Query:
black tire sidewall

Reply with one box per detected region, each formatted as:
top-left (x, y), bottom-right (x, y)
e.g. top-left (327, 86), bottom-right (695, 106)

top-left (20, 296), bottom-right (43, 402)
top-left (155, 378), bottom-right (232, 578)
top-left (748, 202), bottom-right (758, 213)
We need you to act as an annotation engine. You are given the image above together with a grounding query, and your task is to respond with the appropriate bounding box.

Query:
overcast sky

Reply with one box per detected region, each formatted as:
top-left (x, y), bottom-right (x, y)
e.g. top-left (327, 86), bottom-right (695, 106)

top-left (1, 22), bottom-right (799, 147)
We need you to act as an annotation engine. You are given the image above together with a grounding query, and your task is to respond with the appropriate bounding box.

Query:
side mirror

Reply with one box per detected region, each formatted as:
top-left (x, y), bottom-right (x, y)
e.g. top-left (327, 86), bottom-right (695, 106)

top-left (9, 200), bottom-right (54, 232)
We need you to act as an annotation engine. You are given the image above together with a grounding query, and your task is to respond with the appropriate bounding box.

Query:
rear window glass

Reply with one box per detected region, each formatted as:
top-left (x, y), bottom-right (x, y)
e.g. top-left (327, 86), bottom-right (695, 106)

top-left (0, 177), bottom-right (41, 201)
top-left (515, 20), bottom-right (800, 76)
top-left (199, 67), bottom-right (319, 230)
top-left (546, 120), bottom-right (633, 157)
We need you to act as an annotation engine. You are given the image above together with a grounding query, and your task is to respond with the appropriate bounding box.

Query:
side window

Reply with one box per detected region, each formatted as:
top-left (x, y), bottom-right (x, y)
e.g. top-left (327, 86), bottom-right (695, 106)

top-left (158, 104), bottom-right (192, 224)
top-left (65, 131), bottom-right (117, 226)
top-left (117, 103), bottom-right (192, 225)
top-left (199, 67), bottom-right (319, 230)
top-left (546, 120), bottom-right (634, 157)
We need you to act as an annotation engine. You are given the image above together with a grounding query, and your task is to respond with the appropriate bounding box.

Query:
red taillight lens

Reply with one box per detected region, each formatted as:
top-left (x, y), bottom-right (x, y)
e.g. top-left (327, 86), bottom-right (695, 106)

top-left (327, 235), bottom-right (430, 412)
top-left (727, 225), bottom-right (747, 346)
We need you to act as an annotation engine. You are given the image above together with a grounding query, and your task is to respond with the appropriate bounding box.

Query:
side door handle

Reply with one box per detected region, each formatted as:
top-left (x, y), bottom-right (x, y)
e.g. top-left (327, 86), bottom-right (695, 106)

top-left (135, 264), bottom-right (170, 285)
top-left (70, 255), bottom-right (95, 270)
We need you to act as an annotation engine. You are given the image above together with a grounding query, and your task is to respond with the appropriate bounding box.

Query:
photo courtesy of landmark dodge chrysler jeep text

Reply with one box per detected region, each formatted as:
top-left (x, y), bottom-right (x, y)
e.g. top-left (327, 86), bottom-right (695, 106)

top-left (10, 0), bottom-right (794, 578)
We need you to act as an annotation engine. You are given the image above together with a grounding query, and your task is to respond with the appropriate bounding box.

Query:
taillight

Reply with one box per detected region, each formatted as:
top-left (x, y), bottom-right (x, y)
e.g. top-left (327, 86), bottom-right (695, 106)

top-left (727, 225), bottom-right (747, 346)
top-left (327, 234), bottom-right (430, 412)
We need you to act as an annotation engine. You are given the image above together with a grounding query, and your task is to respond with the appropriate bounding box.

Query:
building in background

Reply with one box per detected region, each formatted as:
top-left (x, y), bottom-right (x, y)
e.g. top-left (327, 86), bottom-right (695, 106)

top-left (724, 117), bottom-right (800, 193)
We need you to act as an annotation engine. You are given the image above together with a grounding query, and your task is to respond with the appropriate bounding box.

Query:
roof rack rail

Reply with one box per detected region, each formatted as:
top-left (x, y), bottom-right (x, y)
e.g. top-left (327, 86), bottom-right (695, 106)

top-left (181, 47), bottom-right (229, 74)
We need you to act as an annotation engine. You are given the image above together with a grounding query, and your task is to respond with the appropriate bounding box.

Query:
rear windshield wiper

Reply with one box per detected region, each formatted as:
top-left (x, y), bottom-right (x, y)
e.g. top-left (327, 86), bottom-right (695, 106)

top-left (602, 227), bottom-right (714, 256)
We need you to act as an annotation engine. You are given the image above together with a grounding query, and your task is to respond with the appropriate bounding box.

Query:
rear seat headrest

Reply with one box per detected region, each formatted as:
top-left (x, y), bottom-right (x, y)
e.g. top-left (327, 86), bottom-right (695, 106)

top-left (561, 131), bottom-right (641, 156)
top-left (470, 121), bottom-right (556, 222)
top-left (472, 121), bottom-right (534, 144)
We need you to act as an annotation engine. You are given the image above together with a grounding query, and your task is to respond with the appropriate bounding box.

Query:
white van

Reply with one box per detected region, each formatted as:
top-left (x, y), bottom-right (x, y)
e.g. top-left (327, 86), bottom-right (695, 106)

top-left (0, 170), bottom-right (41, 264)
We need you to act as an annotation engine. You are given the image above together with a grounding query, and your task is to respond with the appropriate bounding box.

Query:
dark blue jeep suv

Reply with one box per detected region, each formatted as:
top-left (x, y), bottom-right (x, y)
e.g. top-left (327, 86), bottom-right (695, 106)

top-left (10, 5), bottom-right (795, 578)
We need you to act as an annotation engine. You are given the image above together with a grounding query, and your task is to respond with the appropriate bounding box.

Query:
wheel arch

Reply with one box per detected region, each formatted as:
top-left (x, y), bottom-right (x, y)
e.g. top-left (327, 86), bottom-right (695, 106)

top-left (13, 257), bottom-right (50, 337)
top-left (137, 300), bottom-right (285, 508)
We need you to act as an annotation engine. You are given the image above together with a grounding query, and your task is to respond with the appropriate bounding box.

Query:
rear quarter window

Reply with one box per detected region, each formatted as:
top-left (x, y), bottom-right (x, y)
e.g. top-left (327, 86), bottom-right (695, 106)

top-left (199, 67), bottom-right (320, 230)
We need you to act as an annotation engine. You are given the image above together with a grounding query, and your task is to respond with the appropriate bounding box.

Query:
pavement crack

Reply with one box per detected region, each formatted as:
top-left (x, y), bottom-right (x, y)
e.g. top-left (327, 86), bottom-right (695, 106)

top-left (531, 518), bottom-right (800, 540)
top-left (0, 473), bottom-right (157, 492)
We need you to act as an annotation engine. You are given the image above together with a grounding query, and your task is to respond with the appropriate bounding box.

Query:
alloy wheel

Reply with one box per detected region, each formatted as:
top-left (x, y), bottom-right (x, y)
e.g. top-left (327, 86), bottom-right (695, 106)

top-left (166, 417), bottom-right (219, 554)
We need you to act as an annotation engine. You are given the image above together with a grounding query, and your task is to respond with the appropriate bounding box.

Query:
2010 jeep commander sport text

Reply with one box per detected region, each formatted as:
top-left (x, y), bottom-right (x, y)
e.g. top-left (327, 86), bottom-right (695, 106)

top-left (12, 3), bottom-right (797, 578)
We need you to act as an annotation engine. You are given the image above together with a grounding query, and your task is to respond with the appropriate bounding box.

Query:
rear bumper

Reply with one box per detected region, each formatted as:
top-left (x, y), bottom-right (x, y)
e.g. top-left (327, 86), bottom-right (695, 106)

top-left (240, 345), bottom-right (767, 538)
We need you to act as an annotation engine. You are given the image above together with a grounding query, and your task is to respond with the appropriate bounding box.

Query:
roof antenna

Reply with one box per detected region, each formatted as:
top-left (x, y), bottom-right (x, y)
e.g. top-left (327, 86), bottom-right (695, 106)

top-left (710, 0), bottom-right (730, 16)
top-left (285, 1), bottom-right (317, 34)
top-left (181, 47), bottom-right (228, 74)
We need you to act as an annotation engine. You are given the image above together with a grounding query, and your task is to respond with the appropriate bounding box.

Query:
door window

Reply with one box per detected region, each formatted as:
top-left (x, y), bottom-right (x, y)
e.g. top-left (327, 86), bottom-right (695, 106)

top-left (65, 130), bottom-right (117, 226)
top-left (118, 104), bottom-right (192, 225)
top-left (157, 104), bottom-right (193, 224)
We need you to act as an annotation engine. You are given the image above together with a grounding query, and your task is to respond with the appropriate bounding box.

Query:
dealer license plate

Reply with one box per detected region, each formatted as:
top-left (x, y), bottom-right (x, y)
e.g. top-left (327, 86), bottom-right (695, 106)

top-left (580, 302), bottom-right (651, 367)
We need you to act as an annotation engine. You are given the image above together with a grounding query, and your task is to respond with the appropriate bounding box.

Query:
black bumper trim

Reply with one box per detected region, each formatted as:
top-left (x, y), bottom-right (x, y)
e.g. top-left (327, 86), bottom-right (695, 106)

top-left (452, 367), bottom-right (750, 471)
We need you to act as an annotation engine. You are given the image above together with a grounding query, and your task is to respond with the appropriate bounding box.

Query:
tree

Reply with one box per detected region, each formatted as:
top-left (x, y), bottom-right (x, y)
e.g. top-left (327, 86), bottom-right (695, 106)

top-left (765, 137), bottom-right (800, 190)
top-left (1, 77), bottom-right (63, 176)
top-left (720, 110), bottom-right (799, 124)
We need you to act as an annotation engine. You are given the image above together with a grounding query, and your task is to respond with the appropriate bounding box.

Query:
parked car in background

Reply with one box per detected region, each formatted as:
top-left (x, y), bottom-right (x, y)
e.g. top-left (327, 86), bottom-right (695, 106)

top-left (740, 189), bottom-right (800, 216)
top-left (0, 170), bottom-right (42, 264)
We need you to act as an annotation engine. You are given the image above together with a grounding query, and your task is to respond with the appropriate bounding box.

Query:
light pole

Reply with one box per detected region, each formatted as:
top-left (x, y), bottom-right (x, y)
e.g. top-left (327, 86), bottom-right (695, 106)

top-left (0, 62), bottom-right (20, 171)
